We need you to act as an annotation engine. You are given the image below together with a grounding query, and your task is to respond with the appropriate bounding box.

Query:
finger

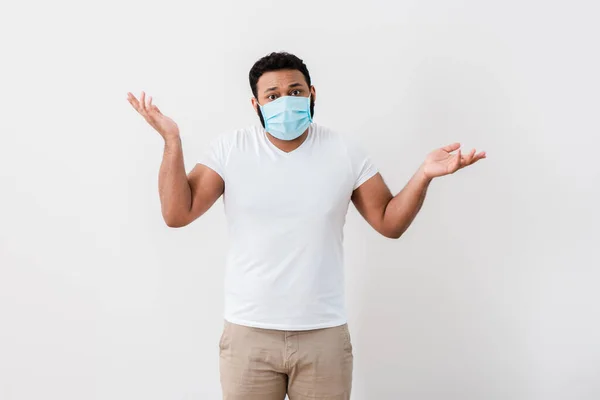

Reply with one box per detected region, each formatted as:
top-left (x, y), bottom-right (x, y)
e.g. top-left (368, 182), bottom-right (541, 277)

top-left (466, 152), bottom-right (487, 166)
top-left (140, 91), bottom-right (147, 113)
top-left (474, 151), bottom-right (486, 160)
top-left (472, 152), bottom-right (487, 163)
top-left (127, 98), bottom-right (136, 112)
top-left (442, 142), bottom-right (461, 152)
top-left (144, 92), bottom-right (151, 111)
top-left (469, 150), bottom-right (486, 164)
top-left (148, 97), bottom-right (162, 118)
top-left (453, 149), bottom-right (461, 171)
top-left (463, 148), bottom-right (476, 165)
top-left (127, 93), bottom-right (141, 111)
top-left (471, 157), bottom-right (483, 165)
top-left (147, 97), bottom-right (159, 117)
top-left (146, 94), bottom-right (152, 110)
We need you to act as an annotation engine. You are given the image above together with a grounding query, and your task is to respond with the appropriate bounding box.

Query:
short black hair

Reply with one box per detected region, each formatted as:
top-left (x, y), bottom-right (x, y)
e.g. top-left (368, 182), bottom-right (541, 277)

top-left (249, 52), bottom-right (312, 98)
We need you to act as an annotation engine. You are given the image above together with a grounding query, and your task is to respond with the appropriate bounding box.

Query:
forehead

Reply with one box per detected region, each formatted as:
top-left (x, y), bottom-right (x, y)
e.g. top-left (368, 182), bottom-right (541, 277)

top-left (256, 69), bottom-right (308, 92)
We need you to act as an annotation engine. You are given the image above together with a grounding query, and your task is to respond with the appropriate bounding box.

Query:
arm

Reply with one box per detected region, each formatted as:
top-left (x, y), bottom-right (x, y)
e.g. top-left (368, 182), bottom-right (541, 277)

top-left (127, 91), bottom-right (224, 228)
top-left (352, 142), bottom-right (486, 239)
top-left (159, 137), bottom-right (224, 228)
top-left (352, 168), bottom-right (430, 239)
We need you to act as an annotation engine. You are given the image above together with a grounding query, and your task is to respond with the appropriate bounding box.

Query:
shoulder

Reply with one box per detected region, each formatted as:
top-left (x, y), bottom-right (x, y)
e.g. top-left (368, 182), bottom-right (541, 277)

top-left (311, 123), bottom-right (366, 155)
top-left (209, 125), bottom-right (262, 148)
top-left (212, 125), bottom-right (254, 142)
top-left (310, 122), bottom-right (347, 146)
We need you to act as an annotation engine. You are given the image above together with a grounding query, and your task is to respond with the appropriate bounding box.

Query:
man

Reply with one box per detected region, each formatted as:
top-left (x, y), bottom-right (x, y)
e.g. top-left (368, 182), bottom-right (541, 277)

top-left (127, 52), bottom-right (486, 400)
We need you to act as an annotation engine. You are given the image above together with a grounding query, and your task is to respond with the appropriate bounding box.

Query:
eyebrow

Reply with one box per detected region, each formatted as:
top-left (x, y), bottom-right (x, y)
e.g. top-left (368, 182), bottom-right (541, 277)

top-left (263, 82), bottom-right (304, 94)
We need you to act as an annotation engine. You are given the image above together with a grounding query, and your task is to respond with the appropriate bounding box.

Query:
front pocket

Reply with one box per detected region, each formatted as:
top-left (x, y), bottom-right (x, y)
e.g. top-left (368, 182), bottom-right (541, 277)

top-left (341, 324), bottom-right (353, 353)
top-left (219, 320), bottom-right (230, 351)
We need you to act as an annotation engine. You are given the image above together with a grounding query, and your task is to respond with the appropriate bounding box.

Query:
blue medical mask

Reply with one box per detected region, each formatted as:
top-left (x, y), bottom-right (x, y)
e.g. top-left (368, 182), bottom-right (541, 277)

top-left (258, 95), bottom-right (313, 141)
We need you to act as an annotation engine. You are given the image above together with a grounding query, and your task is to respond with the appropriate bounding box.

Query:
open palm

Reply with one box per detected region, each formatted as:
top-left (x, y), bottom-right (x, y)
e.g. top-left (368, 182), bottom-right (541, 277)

top-left (127, 91), bottom-right (179, 140)
top-left (423, 142), bottom-right (486, 179)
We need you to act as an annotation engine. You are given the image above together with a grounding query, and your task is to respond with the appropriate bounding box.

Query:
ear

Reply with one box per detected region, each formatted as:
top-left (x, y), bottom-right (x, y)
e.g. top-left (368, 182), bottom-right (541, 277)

top-left (310, 85), bottom-right (316, 103)
top-left (251, 97), bottom-right (260, 113)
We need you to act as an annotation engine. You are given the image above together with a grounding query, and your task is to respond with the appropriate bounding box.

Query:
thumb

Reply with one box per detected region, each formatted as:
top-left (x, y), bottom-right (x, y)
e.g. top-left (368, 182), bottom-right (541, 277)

top-left (442, 142), bottom-right (461, 152)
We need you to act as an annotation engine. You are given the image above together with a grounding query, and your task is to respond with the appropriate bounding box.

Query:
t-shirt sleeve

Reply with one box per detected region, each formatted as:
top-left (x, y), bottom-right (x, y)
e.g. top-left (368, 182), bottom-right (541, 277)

top-left (346, 138), bottom-right (378, 190)
top-left (197, 133), bottom-right (231, 180)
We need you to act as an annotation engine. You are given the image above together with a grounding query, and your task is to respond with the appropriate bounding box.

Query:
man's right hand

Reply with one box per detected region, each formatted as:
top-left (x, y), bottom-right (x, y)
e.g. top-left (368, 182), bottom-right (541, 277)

top-left (127, 91), bottom-right (180, 141)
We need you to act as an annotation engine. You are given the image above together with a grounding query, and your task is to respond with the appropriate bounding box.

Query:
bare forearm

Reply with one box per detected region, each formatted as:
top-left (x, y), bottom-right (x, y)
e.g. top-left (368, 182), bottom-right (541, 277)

top-left (159, 137), bottom-right (192, 224)
top-left (382, 165), bottom-right (432, 238)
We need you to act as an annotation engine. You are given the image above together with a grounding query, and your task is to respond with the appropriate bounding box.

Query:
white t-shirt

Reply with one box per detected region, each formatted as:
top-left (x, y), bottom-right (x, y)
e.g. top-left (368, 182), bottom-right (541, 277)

top-left (198, 122), bottom-right (378, 330)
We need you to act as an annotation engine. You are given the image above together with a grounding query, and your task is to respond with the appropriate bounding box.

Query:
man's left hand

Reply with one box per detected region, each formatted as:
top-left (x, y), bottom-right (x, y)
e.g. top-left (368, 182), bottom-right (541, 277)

top-left (422, 142), bottom-right (486, 179)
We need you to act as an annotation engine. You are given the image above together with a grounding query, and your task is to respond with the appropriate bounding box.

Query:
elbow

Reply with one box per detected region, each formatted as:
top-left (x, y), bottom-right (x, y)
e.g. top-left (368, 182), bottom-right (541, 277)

top-left (165, 219), bottom-right (187, 228)
top-left (380, 225), bottom-right (404, 239)
top-left (384, 231), bottom-right (403, 239)
top-left (162, 211), bottom-right (190, 228)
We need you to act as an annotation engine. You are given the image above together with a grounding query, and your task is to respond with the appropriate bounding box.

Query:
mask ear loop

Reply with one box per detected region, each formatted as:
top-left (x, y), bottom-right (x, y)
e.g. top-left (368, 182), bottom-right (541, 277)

top-left (306, 95), bottom-right (313, 122)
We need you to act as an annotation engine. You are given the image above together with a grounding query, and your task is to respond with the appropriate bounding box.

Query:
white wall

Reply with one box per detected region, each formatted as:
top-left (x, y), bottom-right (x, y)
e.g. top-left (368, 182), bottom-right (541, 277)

top-left (1, 0), bottom-right (599, 399)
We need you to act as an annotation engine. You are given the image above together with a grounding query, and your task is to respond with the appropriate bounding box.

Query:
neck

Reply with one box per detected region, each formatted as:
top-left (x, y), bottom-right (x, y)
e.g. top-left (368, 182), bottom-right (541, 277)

top-left (266, 129), bottom-right (309, 153)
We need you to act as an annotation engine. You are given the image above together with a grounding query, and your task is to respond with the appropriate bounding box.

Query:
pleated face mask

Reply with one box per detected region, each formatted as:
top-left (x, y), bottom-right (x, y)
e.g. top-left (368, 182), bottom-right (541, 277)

top-left (258, 95), bottom-right (313, 141)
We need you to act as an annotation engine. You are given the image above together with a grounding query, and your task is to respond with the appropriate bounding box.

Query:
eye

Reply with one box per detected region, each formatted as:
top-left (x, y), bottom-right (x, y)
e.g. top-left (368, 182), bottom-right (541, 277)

top-left (267, 94), bottom-right (278, 101)
top-left (290, 89), bottom-right (301, 96)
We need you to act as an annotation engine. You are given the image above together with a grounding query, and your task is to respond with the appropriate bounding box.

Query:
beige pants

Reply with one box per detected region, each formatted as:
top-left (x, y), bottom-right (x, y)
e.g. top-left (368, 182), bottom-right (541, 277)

top-left (219, 320), bottom-right (353, 399)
